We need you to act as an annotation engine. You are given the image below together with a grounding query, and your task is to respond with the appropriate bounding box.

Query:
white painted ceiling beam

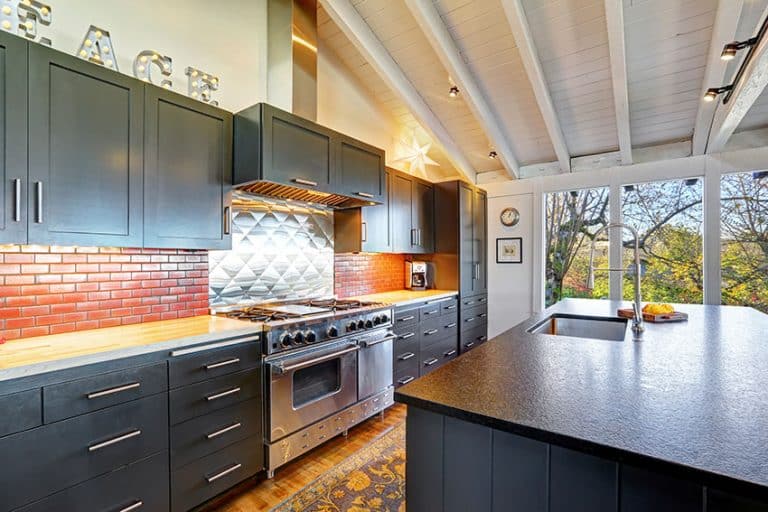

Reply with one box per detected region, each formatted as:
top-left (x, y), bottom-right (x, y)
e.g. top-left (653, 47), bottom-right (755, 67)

top-left (708, 4), bottom-right (768, 154)
top-left (500, 0), bottom-right (571, 173)
top-left (604, 0), bottom-right (633, 165)
top-left (320, 0), bottom-right (476, 183)
top-left (691, 0), bottom-right (745, 155)
top-left (403, 0), bottom-right (519, 179)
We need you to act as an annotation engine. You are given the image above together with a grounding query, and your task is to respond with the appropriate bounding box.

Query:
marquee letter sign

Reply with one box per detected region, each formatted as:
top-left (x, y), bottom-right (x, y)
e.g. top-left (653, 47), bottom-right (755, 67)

top-left (77, 25), bottom-right (118, 71)
top-left (0, 0), bottom-right (52, 45)
top-left (185, 66), bottom-right (220, 105)
top-left (133, 50), bottom-right (172, 88)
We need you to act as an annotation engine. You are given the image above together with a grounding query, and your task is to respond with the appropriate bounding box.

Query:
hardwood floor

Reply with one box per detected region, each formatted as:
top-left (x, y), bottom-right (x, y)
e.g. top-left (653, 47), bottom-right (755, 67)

top-left (208, 403), bottom-right (407, 511)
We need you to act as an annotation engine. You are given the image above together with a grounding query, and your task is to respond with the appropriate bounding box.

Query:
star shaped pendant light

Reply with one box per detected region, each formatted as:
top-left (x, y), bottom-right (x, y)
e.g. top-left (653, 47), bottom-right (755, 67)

top-left (392, 136), bottom-right (440, 178)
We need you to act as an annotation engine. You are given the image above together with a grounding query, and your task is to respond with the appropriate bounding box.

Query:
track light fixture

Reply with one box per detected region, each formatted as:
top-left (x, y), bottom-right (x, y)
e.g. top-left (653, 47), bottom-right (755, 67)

top-left (448, 85), bottom-right (460, 98)
top-left (721, 37), bottom-right (758, 61)
top-left (488, 150), bottom-right (498, 159)
top-left (703, 85), bottom-right (733, 102)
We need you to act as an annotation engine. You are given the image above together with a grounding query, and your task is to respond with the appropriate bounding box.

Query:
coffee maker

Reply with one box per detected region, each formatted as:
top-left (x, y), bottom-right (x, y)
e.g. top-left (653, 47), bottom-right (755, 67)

top-left (405, 261), bottom-right (427, 290)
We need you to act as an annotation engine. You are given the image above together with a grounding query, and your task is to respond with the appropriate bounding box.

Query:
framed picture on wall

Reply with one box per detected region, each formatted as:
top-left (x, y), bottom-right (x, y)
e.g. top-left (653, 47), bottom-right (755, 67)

top-left (497, 237), bottom-right (522, 264)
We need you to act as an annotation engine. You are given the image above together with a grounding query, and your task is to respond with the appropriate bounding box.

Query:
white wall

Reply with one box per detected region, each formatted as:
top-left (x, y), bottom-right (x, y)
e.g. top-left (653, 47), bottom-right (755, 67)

top-left (481, 146), bottom-right (768, 336)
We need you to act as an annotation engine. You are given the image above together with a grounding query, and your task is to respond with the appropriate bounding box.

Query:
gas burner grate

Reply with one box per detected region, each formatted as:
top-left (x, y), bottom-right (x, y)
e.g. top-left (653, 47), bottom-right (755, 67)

top-left (225, 307), bottom-right (302, 322)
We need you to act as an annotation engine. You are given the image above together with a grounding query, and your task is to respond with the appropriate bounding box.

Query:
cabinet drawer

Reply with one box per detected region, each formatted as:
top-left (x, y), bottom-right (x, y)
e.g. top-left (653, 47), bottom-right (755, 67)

top-left (393, 348), bottom-right (419, 377)
top-left (420, 314), bottom-right (457, 348)
top-left (169, 367), bottom-right (261, 425)
top-left (169, 337), bottom-right (262, 388)
top-left (171, 435), bottom-right (263, 512)
top-left (394, 307), bottom-right (419, 327)
top-left (15, 452), bottom-right (169, 512)
top-left (0, 393), bottom-right (168, 511)
top-left (461, 325), bottom-right (489, 353)
top-left (393, 322), bottom-right (418, 338)
top-left (461, 294), bottom-right (487, 310)
top-left (0, 389), bottom-right (41, 437)
top-left (43, 362), bottom-right (167, 423)
top-left (441, 298), bottom-right (458, 315)
top-left (420, 337), bottom-right (458, 376)
top-left (461, 304), bottom-right (488, 332)
top-left (419, 303), bottom-right (441, 321)
top-left (171, 398), bottom-right (262, 470)
top-left (394, 369), bottom-right (418, 388)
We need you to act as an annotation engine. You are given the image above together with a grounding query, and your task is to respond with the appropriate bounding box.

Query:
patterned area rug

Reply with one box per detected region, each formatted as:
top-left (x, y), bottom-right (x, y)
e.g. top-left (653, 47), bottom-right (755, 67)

top-left (270, 423), bottom-right (406, 512)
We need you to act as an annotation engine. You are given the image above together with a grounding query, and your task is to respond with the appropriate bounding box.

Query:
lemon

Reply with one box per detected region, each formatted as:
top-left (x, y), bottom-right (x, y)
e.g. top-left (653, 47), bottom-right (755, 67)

top-left (642, 303), bottom-right (674, 315)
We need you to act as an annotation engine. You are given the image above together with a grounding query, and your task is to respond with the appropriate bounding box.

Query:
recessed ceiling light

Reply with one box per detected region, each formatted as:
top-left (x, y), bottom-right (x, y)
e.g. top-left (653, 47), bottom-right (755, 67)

top-left (448, 85), bottom-right (460, 98)
top-left (488, 150), bottom-right (498, 159)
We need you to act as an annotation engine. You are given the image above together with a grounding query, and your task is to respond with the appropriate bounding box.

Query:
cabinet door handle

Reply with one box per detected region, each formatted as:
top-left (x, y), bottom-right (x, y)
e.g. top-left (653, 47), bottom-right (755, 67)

top-left (204, 357), bottom-right (241, 370)
top-left (418, 228), bottom-right (422, 246)
top-left (356, 191), bottom-right (374, 198)
top-left (12, 178), bottom-right (21, 222)
top-left (475, 263), bottom-right (481, 279)
top-left (465, 342), bottom-right (475, 348)
top-left (399, 332), bottom-right (415, 339)
top-left (424, 329), bottom-right (438, 336)
top-left (424, 357), bottom-right (438, 367)
top-left (397, 376), bottom-right (415, 385)
top-left (445, 323), bottom-right (457, 328)
top-left (207, 422), bottom-right (242, 439)
top-left (206, 462), bottom-right (242, 483)
top-left (398, 352), bottom-right (415, 361)
top-left (87, 382), bottom-right (140, 399)
top-left (361, 221), bottom-right (367, 242)
top-left (88, 429), bottom-right (142, 452)
top-left (444, 349), bottom-right (457, 357)
top-left (35, 181), bottom-right (43, 223)
top-left (118, 500), bottom-right (144, 512)
top-left (292, 178), bottom-right (318, 187)
top-left (410, 228), bottom-right (417, 246)
top-left (206, 387), bottom-right (241, 401)
top-left (223, 206), bottom-right (231, 235)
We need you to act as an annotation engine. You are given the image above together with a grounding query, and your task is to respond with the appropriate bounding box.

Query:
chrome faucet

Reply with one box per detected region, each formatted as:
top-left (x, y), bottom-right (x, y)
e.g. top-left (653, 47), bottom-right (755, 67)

top-left (587, 223), bottom-right (645, 336)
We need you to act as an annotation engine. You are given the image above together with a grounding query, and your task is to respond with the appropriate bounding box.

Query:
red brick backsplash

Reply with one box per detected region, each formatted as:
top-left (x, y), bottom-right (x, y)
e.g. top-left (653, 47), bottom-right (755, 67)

top-left (0, 246), bottom-right (209, 341)
top-left (335, 253), bottom-right (406, 298)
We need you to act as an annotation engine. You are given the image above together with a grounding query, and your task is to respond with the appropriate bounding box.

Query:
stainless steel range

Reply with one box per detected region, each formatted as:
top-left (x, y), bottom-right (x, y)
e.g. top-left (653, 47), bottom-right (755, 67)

top-left (218, 299), bottom-right (395, 477)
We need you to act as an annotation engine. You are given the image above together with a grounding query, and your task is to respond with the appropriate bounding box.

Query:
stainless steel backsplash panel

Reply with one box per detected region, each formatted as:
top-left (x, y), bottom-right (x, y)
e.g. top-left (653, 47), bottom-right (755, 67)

top-left (208, 194), bottom-right (334, 306)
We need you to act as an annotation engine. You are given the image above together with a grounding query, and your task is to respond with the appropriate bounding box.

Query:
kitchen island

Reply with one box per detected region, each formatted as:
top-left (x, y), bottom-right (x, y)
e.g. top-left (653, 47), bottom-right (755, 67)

top-left (395, 299), bottom-right (768, 511)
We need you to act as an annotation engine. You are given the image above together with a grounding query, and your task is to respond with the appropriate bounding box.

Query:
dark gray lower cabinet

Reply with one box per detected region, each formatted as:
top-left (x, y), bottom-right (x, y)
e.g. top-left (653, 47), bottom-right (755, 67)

top-left (406, 407), bottom-right (768, 512)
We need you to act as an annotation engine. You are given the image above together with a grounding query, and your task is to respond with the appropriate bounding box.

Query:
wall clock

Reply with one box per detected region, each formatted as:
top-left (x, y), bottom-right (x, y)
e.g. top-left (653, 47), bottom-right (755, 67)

top-left (500, 207), bottom-right (520, 227)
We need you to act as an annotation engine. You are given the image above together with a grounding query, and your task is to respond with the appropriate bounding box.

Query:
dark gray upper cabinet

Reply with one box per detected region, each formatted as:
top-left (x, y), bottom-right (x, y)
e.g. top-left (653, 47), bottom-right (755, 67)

top-left (334, 168), bottom-right (392, 253)
top-left (27, 43), bottom-right (144, 247)
top-left (459, 184), bottom-right (475, 295)
top-left (144, 87), bottom-right (232, 249)
top-left (234, 103), bottom-right (334, 192)
top-left (412, 179), bottom-right (435, 253)
top-left (390, 170), bottom-right (434, 254)
top-left (473, 188), bottom-right (488, 295)
top-left (0, 32), bottom-right (27, 244)
top-left (337, 134), bottom-right (385, 203)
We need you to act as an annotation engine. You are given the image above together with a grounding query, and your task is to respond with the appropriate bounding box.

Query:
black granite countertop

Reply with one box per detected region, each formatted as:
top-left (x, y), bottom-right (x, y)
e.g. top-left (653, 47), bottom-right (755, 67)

top-left (395, 299), bottom-right (768, 497)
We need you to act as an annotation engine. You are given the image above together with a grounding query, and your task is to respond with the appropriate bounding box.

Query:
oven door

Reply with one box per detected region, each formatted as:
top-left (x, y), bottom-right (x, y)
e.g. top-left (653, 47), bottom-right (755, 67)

top-left (266, 340), bottom-right (359, 442)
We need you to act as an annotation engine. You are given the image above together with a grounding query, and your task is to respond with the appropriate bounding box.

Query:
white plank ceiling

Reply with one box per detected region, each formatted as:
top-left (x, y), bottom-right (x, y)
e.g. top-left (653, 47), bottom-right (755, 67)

top-left (317, 0), bottom-right (768, 180)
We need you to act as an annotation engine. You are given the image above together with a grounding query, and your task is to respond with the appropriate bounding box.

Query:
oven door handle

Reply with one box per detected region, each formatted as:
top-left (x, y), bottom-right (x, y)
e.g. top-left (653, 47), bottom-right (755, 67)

top-left (360, 333), bottom-right (397, 348)
top-left (272, 345), bottom-right (360, 374)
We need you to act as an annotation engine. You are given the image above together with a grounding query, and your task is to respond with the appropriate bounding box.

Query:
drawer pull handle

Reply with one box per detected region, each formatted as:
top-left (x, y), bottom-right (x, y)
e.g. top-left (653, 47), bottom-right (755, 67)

top-left (444, 305), bottom-right (457, 310)
top-left (479, 313), bottom-right (487, 318)
top-left (204, 357), bottom-right (241, 370)
top-left (207, 422), bottom-right (242, 439)
top-left (88, 429), bottom-right (142, 452)
top-left (399, 352), bottom-right (415, 361)
top-left (400, 332), bottom-right (415, 339)
top-left (318, 434), bottom-right (327, 440)
top-left (444, 349), bottom-right (457, 357)
top-left (424, 357), bottom-right (439, 367)
top-left (206, 387), bottom-right (241, 401)
top-left (206, 462), bottom-right (242, 483)
top-left (424, 329), bottom-right (438, 336)
top-left (399, 315), bottom-right (415, 322)
top-left (479, 298), bottom-right (487, 303)
top-left (465, 342), bottom-right (475, 348)
top-left (479, 336), bottom-right (487, 341)
top-left (465, 317), bottom-right (475, 323)
top-left (424, 310), bottom-right (438, 316)
top-left (464, 301), bottom-right (475, 306)
top-left (87, 382), bottom-right (140, 399)
top-left (445, 323), bottom-right (457, 328)
top-left (292, 178), bottom-right (318, 187)
top-left (118, 500), bottom-right (144, 512)
top-left (397, 376), bottom-right (415, 385)
top-left (356, 191), bottom-right (374, 198)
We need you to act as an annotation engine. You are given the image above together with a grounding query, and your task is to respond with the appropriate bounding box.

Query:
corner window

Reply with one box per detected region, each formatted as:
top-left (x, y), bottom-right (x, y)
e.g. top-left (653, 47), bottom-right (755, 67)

top-left (621, 178), bottom-right (704, 303)
top-left (720, 171), bottom-right (768, 313)
top-left (544, 188), bottom-right (610, 307)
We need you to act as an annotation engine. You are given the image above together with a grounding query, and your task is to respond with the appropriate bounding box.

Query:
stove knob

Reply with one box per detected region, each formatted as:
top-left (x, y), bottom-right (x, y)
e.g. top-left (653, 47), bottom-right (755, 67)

top-left (373, 316), bottom-right (382, 325)
top-left (365, 319), bottom-right (374, 329)
top-left (293, 331), bottom-right (305, 344)
top-left (347, 321), bottom-right (357, 332)
top-left (379, 313), bottom-right (390, 323)
top-left (357, 319), bottom-right (365, 330)
top-left (305, 330), bottom-right (317, 343)
top-left (280, 333), bottom-right (294, 347)
top-left (327, 325), bottom-right (339, 337)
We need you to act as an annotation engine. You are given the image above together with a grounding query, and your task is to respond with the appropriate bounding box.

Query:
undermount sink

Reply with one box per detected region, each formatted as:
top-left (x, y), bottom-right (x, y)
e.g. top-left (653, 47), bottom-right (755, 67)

top-left (528, 314), bottom-right (629, 341)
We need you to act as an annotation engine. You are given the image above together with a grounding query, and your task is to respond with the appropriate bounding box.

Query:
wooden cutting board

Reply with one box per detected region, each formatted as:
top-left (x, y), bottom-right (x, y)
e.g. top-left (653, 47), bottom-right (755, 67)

top-left (617, 308), bottom-right (688, 323)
